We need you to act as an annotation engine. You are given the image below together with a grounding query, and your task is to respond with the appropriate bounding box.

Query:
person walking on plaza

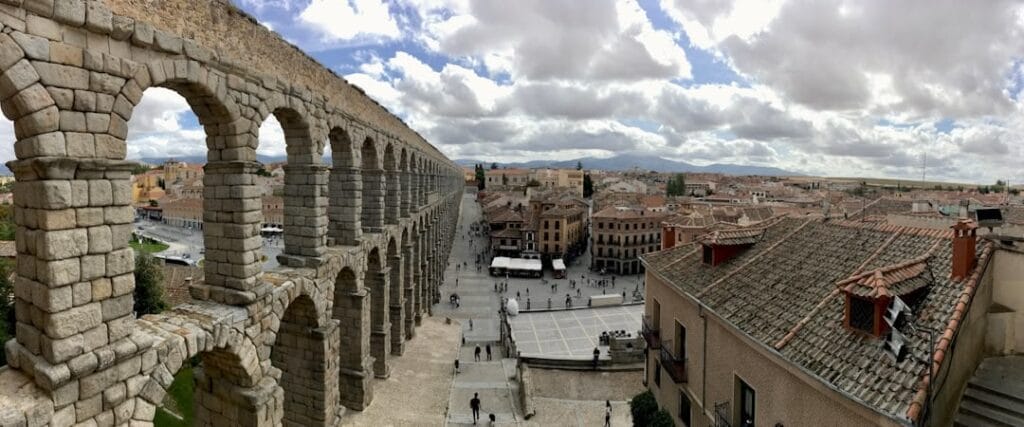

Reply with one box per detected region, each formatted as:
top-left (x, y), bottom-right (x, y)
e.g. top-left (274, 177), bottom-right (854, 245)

top-left (470, 392), bottom-right (482, 424)
top-left (475, 344), bottom-right (482, 362)
top-left (604, 400), bottom-right (612, 427)
top-left (592, 347), bottom-right (600, 370)
top-left (486, 343), bottom-right (492, 361)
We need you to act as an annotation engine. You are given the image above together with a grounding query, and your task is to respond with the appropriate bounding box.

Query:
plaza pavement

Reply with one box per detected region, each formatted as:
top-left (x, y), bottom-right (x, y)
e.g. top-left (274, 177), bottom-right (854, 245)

top-left (341, 317), bottom-right (461, 426)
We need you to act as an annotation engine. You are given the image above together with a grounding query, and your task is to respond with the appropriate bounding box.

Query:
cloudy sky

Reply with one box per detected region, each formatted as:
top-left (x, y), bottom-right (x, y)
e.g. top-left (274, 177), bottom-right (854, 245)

top-left (7, 0), bottom-right (1024, 184)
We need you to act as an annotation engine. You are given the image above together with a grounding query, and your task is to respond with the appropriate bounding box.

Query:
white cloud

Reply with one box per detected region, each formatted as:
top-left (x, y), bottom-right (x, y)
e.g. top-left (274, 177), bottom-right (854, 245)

top-left (299, 0), bottom-right (401, 42)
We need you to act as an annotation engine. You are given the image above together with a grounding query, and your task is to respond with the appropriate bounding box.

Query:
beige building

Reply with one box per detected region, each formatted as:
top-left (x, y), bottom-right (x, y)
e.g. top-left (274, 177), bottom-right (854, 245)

top-left (531, 196), bottom-right (587, 261)
top-left (131, 169), bottom-right (165, 204)
top-left (640, 217), bottom-right (1024, 427)
top-left (531, 168), bottom-right (584, 196)
top-left (485, 168), bottom-right (531, 188)
top-left (591, 207), bottom-right (666, 274)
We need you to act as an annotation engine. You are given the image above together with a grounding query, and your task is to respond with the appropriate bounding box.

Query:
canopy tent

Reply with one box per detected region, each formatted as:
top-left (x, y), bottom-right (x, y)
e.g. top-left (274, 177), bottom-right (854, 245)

top-left (552, 259), bottom-right (566, 278)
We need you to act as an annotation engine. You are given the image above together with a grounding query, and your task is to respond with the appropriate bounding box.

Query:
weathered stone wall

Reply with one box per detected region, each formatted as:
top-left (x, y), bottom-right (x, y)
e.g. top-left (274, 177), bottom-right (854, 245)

top-left (0, 0), bottom-right (465, 425)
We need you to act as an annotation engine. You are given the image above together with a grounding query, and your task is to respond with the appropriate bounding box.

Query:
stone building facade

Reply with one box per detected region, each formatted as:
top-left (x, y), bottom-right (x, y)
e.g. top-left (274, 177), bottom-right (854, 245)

top-left (591, 206), bottom-right (665, 275)
top-left (0, 1), bottom-right (463, 426)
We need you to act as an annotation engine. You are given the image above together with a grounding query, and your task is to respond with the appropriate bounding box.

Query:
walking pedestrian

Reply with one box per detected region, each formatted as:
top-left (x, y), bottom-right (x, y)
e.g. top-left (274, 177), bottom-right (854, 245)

top-left (486, 343), bottom-right (492, 361)
top-left (592, 347), bottom-right (600, 370)
top-left (474, 345), bottom-right (481, 362)
top-left (470, 392), bottom-right (481, 424)
top-left (454, 359), bottom-right (460, 374)
top-left (469, 318), bottom-right (474, 330)
top-left (604, 400), bottom-right (612, 427)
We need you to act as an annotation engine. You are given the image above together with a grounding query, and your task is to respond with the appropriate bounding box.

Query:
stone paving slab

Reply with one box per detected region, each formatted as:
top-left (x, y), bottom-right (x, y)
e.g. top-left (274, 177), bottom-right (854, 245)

top-left (508, 305), bottom-right (643, 358)
top-left (341, 317), bottom-right (461, 426)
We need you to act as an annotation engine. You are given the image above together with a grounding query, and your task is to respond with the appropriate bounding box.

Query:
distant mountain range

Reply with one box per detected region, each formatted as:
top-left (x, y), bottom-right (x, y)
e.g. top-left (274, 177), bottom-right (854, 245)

top-left (0, 153), bottom-right (798, 177)
top-left (454, 153), bottom-right (801, 176)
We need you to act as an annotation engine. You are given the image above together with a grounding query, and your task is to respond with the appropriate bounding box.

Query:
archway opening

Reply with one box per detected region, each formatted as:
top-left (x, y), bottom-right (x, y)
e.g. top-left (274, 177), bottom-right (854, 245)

top-left (328, 128), bottom-right (360, 245)
top-left (360, 138), bottom-right (383, 232)
top-left (365, 247), bottom-right (389, 378)
top-left (271, 294), bottom-right (338, 426)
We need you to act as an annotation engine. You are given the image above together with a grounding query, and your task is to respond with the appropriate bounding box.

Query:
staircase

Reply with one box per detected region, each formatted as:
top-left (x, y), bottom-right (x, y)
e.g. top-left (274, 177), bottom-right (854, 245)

top-left (954, 356), bottom-right (1024, 427)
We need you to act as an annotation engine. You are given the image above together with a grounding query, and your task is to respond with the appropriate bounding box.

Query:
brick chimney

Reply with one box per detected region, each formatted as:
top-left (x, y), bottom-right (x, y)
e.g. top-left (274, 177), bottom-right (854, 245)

top-left (950, 218), bottom-right (977, 281)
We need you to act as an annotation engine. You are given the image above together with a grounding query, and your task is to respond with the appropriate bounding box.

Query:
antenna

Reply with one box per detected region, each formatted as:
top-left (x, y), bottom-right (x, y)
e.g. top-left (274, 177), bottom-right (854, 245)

top-left (921, 150), bottom-right (927, 186)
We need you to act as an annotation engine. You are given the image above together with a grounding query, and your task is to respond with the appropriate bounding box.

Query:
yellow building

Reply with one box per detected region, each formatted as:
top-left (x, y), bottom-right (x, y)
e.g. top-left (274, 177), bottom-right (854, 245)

top-left (531, 168), bottom-right (584, 196)
top-left (131, 169), bottom-right (165, 204)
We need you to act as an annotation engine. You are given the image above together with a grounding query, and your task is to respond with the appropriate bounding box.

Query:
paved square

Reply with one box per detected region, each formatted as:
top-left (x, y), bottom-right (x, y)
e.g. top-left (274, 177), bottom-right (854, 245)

top-left (508, 305), bottom-right (643, 359)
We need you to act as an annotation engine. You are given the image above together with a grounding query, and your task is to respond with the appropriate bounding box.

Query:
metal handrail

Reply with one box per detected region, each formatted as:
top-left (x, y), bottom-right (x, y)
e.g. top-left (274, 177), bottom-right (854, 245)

top-left (659, 339), bottom-right (687, 383)
top-left (642, 315), bottom-right (661, 349)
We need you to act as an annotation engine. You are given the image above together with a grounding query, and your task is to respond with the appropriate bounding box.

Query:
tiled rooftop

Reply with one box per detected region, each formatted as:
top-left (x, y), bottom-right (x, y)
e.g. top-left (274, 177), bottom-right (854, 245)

top-left (642, 217), bottom-right (993, 423)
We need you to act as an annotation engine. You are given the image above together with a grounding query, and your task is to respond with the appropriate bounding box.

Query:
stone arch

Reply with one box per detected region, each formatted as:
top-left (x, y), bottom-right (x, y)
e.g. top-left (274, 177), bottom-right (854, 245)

top-left (271, 294), bottom-right (340, 426)
top-left (262, 105), bottom-right (329, 263)
top-left (332, 266), bottom-right (373, 409)
top-left (360, 136), bottom-right (384, 232)
top-left (0, 34), bottom-right (60, 155)
top-left (122, 60), bottom-right (244, 159)
top-left (139, 319), bottom-right (270, 426)
top-left (328, 125), bottom-right (361, 245)
top-left (383, 141), bottom-right (400, 225)
top-left (364, 247), bottom-right (390, 378)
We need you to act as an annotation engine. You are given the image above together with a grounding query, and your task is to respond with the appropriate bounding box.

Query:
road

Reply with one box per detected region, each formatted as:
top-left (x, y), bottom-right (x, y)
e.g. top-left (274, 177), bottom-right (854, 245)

top-left (133, 218), bottom-right (283, 269)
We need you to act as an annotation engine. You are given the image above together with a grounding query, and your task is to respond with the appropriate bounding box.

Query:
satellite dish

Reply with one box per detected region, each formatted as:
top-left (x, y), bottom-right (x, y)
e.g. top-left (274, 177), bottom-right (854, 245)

top-left (884, 296), bottom-right (911, 328)
top-left (883, 329), bottom-right (907, 362)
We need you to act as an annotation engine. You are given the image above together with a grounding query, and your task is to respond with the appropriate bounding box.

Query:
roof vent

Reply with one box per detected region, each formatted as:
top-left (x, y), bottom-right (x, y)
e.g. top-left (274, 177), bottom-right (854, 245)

top-left (838, 258), bottom-right (933, 338)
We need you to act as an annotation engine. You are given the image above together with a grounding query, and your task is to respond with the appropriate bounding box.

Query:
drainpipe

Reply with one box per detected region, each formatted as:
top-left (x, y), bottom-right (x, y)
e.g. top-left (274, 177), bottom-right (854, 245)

top-left (700, 305), bottom-right (708, 411)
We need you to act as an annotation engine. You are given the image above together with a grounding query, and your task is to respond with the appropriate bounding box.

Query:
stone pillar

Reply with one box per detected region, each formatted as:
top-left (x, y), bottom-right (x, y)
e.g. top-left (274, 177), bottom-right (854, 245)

top-left (402, 243), bottom-right (415, 340)
top-left (389, 255), bottom-right (405, 355)
top-left (4, 157), bottom-right (142, 397)
top-left (328, 166), bottom-right (362, 246)
top-left (337, 288), bottom-right (373, 410)
top-left (368, 269), bottom-right (390, 378)
top-left (361, 169), bottom-right (385, 233)
top-left (413, 237), bottom-right (424, 326)
top-left (384, 168), bottom-right (400, 225)
top-left (271, 319), bottom-right (340, 427)
top-left (400, 169), bottom-right (411, 218)
top-left (415, 173), bottom-right (425, 211)
top-left (279, 164), bottom-right (328, 267)
top-left (194, 369), bottom-right (283, 426)
top-left (194, 161), bottom-right (268, 305)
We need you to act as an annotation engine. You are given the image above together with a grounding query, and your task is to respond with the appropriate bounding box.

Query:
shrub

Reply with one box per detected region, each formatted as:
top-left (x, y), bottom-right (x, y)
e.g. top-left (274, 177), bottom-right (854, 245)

top-left (629, 390), bottom-right (659, 426)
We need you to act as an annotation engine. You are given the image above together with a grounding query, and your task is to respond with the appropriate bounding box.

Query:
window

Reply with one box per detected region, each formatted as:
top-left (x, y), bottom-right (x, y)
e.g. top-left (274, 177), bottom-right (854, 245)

top-left (848, 295), bottom-right (875, 334)
top-left (555, 221), bottom-right (560, 230)
top-left (555, 233), bottom-right (560, 241)
top-left (653, 360), bottom-right (661, 387)
top-left (544, 244), bottom-right (549, 252)
top-left (702, 245), bottom-right (713, 264)
top-left (544, 232), bottom-right (549, 240)
top-left (555, 244), bottom-right (560, 252)
top-left (675, 321), bottom-right (686, 360)
top-left (598, 222), bottom-right (604, 229)
top-left (679, 391), bottom-right (692, 426)
top-left (738, 378), bottom-right (755, 427)
top-left (598, 248), bottom-right (603, 257)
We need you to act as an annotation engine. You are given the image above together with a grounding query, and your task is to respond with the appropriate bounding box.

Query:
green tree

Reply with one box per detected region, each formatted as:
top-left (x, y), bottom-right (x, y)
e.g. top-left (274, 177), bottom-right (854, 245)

top-left (0, 205), bottom-right (14, 241)
top-left (629, 390), bottom-right (659, 426)
top-left (650, 409), bottom-right (674, 427)
top-left (475, 164), bottom-right (485, 190)
top-left (134, 252), bottom-right (168, 316)
top-left (665, 173), bottom-right (686, 196)
top-left (583, 173), bottom-right (594, 198)
top-left (527, 179), bottom-right (541, 187)
top-left (576, 161), bottom-right (583, 171)
top-left (0, 259), bottom-right (13, 366)
top-left (490, 162), bottom-right (499, 170)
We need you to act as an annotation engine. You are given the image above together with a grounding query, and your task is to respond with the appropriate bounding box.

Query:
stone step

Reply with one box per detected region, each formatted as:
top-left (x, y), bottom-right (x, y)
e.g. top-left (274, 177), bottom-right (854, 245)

top-left (963, 385), bottom-right (1024, 418)
top-left (970, 373), bottom-right (1024, 402)
top-left (446, 412), bottom-right (520, 425)
top-left (957, 397), bottom-right (1024, 427)
top-left (954, 411), bottom-right (1008, 427)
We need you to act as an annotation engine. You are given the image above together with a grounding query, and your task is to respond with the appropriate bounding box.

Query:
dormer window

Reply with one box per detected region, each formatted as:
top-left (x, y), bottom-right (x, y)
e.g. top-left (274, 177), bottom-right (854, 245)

top-left (698, 228), bottom-right (764, 266)
top-left (837, 258), bottom-right (933, 338)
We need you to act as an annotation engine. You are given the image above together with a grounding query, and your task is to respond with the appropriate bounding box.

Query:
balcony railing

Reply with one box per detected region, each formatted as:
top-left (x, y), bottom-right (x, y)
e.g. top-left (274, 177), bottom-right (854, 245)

top-left (642, 315), bottom-right (661, 349)
top-left (714, 401), bottom-right (732, 427)
top-left (659, 340), bottom-right (687, 383)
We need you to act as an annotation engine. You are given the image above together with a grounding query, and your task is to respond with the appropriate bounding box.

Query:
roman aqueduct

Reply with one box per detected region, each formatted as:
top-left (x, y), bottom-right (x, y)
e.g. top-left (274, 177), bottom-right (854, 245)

top-left (0, 0), bottom-right (464, 425)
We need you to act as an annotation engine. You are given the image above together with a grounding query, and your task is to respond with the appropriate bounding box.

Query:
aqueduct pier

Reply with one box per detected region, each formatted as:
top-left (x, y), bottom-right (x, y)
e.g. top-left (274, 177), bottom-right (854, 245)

top-left (0, 0), bottom-right (464, 425)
